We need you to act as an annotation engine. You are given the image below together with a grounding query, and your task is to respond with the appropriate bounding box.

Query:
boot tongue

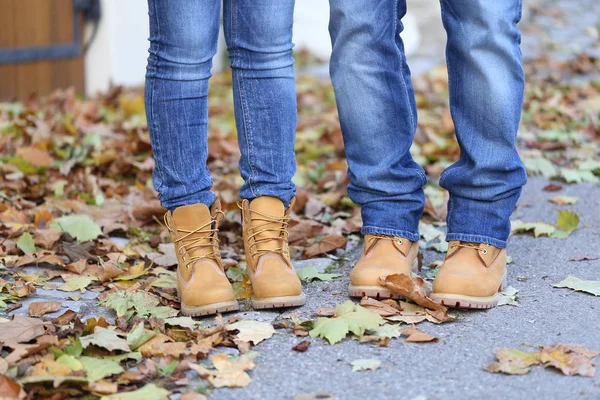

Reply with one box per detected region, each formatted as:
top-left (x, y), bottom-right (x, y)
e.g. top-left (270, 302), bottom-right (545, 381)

top-left (171, 204), bottom-right (214, 259)
top-left (249, 197), bottom-right (285, 252)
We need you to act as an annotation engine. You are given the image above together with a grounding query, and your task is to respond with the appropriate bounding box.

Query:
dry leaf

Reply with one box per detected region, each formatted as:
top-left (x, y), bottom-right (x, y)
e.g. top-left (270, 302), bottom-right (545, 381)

top-left (303, 235), bottom-right (347, 258)
top-left (227, 320), bottom-right (275, 345)
top-left (292, 341), bottom-right (311, 352)
top-left (359, 297), bottom-right (401, 317)
top-left (400, 327), bottom-right (439, 343)
top-left (28, 301), bottom-right (62, 317)
top-left (539, 344), bottom-right (599, 377)
top-left (0, 316), bottom-right (50, 343)
top-left (379, 274), bottom-right (449, 320)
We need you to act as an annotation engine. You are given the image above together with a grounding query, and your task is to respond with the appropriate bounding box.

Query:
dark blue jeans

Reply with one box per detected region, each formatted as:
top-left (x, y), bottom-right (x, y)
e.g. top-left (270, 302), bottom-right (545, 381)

top-left (145, 0), bottom-right (297, 211)
top-left (329, 0), bottom-right (527, 248)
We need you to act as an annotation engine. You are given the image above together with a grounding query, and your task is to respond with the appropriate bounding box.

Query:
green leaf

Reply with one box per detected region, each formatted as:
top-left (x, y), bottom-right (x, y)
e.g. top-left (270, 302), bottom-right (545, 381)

top-left (126, 322), bottom-right (157, 350)
top-left (523, 158), bottom-right (557, 178)
top-left (80, 327), bottom-right (131, 352)
top-left (376, 324), bottom-right (402, 338)
top-left (226, 267), bottom-right (246, 282)
top-left (99, 290), bottom-right (178, 320)
top-left (552, 210), bottom-right (579, 238)
top-left (17, 232), bottom-right (37, 254)
top-left (104, 352), bottom-right (142, 363)
top-left (101, 383), bottom-right (169, 400)
top-left (560, 168), bottom-right (599, 184)
top-left (296, 266), bottom-right (341, 283)
top-left (149, 274), bottom-right (177, 289)
top-left (511, 221), bottom-right (555, 237)
top-left (309, 300), bottom-right (382, 344)
top-left (56, 354), bottom-right (83, 371)
top-left (553, 276), bottom-right (600, 296)
top-left (158, 360), bottom-right (179, 375)
top-left (498, 286), bottom-right (520, 307)
top-left (57, 276), bottom-right (97, 293)
top-left (49, 214), bottom-right (102, 242)
top-left (79, 356), bottom-right (124, 382)
top-left (351, 359), bottom-right (381, 372)
top-left (63, 339), bottom-right (83, 357)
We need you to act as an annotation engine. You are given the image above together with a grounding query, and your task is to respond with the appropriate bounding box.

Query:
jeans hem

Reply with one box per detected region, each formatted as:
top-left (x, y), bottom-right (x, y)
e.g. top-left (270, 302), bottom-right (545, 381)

top-left (445, 233), bottom-right (507, 249)
top-left (361, 226), bottom-right (420, 242)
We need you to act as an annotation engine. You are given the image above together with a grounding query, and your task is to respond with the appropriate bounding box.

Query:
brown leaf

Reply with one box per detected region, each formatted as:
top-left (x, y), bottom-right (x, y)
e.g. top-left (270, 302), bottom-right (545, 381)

top-left (0, 374), bottom-right (23, 399)
top-left (400, 327), bottom-right (439, 343)
top-left (64, 259), bottom-right (88, 274)
top-left (16, 147), bottom-right (54, 168)
top-left (303, 235), bottom-right (347, 258)
top-left (292, 341), bottom-right (311, 352)
top-left (28, 301), bottom-right (62, 317)
top-left (543, 184), bottom-right (563, 192)
top-left (379, 274), bottom-right (449, 320)
top-left (88, 381), bottom-right (118, 395)
top-left (288, 219), bottom-right (324, 243)
top-left (569, 255), bottom-right (599, 262)
top-left (485, 348), bottom-right (541, 375)
top-left (539, 344), bottom-right (600, 377)
top-left (359, 297), bottom-right (401, 317)
top-left (181, 391), bottom-right (208, 400)
top-left (0, 316), bottom-right (50, 343)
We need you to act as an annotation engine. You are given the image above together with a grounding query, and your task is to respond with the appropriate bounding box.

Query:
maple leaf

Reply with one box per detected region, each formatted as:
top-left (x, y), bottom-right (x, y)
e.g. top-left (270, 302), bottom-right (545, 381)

top-left (227, 320), bottom-right (275, 345)
top-left (80, 327), bottom-right (131, 352)
top-left (351, 359), bottom-right (381, 372)
top-left (309, 301), bottom-right (382, 344)
top-left (296, 266), bottom-right (340, 283)
top-left (553, 276), bottom-right (600, 296)
top-left (485, 348), bottom-right (541, 375)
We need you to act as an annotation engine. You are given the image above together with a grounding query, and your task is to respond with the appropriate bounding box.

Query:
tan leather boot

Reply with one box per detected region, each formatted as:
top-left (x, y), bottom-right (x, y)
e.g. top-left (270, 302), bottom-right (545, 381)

top-left (241, 196), bottom-right (306, 309)
top-left (431, 241), bottom-right (507, 309)
top-left (165, 200), bottom-right (239, 316)
top-left (349, 235), bottom-right (420, 299)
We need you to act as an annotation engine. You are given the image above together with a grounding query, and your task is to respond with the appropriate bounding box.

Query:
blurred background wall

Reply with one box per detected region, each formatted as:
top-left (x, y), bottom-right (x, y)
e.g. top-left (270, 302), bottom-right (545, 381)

top-left (0, 0), bottom-right (424, 100)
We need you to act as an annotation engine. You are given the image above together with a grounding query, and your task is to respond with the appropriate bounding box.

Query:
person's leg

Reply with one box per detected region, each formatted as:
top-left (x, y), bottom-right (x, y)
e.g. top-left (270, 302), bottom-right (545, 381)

top-left (431, 0), bottom-right (527, 309)
top-left (329, 0), bottom-right (425, 299)
top-left (146, 0), bottom-right (239, 317)
top-left (438, 0), bottom-right (527, 247)
top-left (145, 0), bottom-right (220, 211)
top-left (223, 0), bottom-right (297, 208)
top-left (223, 0), bottom-right (305, 309)
top-left (328, 0), bottom-right (426, 242)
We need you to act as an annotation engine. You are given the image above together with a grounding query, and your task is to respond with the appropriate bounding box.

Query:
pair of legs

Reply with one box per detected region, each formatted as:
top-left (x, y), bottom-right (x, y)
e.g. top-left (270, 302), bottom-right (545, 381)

top-left (329, 0), bottom-right (528, 248)
top-left (145, 0), bottom-right (297, 211)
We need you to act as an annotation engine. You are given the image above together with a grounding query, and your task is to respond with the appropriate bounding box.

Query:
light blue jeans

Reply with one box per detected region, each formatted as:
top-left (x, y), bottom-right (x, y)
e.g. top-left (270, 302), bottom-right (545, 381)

top-left (329, 0), bottom-right (527, 248)
top-left (145, 0), bottom-right (297, 211)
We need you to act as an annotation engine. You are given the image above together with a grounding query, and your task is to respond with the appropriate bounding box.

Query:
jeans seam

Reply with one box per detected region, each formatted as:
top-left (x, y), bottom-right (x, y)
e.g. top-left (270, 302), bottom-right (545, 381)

top-left (445, 233), bottom-right (507, 248)
top-left (232, 1), bottom-right (258, 199)
top-left (149, 0), bottom-right (165, 195)
top-left (393, 0), bottom-right (416, 130)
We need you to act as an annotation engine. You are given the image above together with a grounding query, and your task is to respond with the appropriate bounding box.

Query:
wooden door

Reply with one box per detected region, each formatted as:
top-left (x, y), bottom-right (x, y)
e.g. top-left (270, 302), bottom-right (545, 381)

top-left (0, 0), bottom-right (85, 101)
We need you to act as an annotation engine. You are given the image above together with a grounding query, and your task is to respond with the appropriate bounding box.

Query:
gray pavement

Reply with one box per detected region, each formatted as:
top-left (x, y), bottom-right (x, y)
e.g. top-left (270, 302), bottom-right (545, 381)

top-left (209, 177), bottom-right (600, 400)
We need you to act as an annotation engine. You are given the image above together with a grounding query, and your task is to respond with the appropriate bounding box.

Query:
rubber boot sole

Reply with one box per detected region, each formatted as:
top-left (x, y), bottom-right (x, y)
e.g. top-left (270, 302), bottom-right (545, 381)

top-left (180, 300), bottom-right (240, 317)
top-left (252, 292), bottom-right (306, 309)
top-left (348, 258), bottom-right (419, 300)
top-left (430, 273), bottom-right (507, 309)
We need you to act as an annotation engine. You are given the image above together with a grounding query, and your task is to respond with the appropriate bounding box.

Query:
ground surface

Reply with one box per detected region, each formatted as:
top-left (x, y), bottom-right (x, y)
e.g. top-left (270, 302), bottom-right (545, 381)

top-left (2, 0), bottom-right (599, 399)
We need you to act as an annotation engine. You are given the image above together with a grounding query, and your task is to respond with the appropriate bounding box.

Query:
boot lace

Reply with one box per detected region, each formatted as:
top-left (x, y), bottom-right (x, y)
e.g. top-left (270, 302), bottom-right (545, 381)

top-left (365, 234), bottom-right (404, 253)
top-left (450, 242), bottom-right (489, 255)
top-left (164, 211), bottom-right (224, 269)
top-left (244, 208), bottom-right (290, 260)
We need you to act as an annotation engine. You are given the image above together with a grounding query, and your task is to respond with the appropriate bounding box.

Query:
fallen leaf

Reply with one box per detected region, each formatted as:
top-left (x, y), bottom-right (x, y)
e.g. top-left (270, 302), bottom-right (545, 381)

top-left (296, 266), bottom-right (340, 283)
top-left (553, 276), bottom-right (600, 296)
top-left (79, 356), bottom-right (124, 382)
top-left (511, 220), bottom-right (556, 237)
top-left (0, 375), bottom-right (23, 399)
top-left (49, 215), bottom-right (102, 242)
top-left (189, 353), bottom-right (256, 388)
top-left (16, 233), bottom-right (37, 254)
top-left (101, 383), bottom-right (170, 400)
top-left (359, 297), bottom-right (401, 317)
top-left (309, 300), bottom-right (382, 344)
top-left (552, 210), bottom-right (579, 238)
top-left (379, 274), bottom-right (448, 320)
top-left (539, 344), bottom-right (600, 377)
top-left (28, 301), bottom-right (62, 317)
top-left (57, 275), bottom-right (97, 293)
top-left (303, 235), bottom-right (347, 258)
top-left (485, 348), bottom-right (541, 375)
top-left (400, 327), bottom-right (438, 343)
top-left (292, 341), bottom-right (311, 352)
top-left (549, 196), bottom-right (578, 205)
top-left (80, 327), bottom-right (131, 352)
top-left (180, 392), bottom-right (207, 400)
top-left (88, 380), bottom-right (118, 395)
top-left (351, 359), bottom-right (381, 372)
top-left (497, 287), bottom-right (519, 307)
top-left (0, 316), bottom-right (49, 343)
top-left (227, 320), bottom-right (275, 345)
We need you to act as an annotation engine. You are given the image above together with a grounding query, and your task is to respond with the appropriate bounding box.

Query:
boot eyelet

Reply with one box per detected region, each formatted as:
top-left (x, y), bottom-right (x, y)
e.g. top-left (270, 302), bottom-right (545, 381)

top-left (481, 249), bottom-right (488, 255)
top-left (397, 240), bottom-right (403, 245)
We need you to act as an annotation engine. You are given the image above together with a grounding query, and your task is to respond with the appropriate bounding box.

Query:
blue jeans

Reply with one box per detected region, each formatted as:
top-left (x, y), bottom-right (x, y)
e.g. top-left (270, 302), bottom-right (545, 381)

top-left (145, 0), bottom-right (297, 211)
top-left (329, 0), bottom-right (527, 248)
